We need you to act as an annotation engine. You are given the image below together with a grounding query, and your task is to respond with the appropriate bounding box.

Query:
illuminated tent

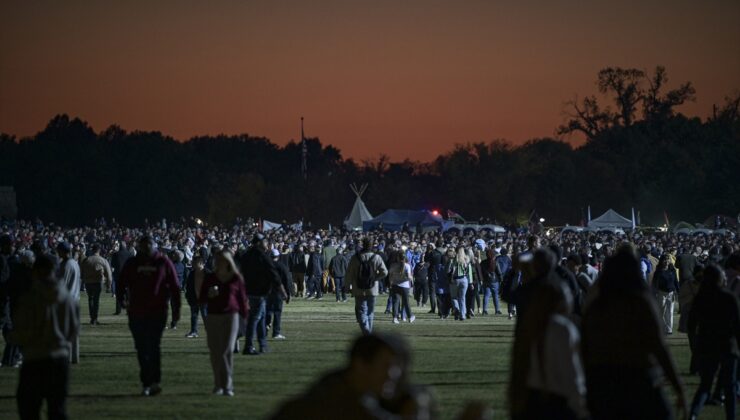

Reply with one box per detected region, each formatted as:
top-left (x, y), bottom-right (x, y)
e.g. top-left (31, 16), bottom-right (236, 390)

top-left (344, 183), bottom-right (373, 230)
top-left (587, 209), bottom-right (633, 229)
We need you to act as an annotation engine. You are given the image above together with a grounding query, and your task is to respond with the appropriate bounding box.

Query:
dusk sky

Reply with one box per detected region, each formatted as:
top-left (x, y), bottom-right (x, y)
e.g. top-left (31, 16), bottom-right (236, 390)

top-left (1, 0), bottom-right (738, 161)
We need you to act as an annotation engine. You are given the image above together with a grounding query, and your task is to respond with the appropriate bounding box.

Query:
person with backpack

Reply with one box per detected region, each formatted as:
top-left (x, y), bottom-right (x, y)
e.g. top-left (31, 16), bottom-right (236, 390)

top-left (345, 238), bottom-right (388, 335)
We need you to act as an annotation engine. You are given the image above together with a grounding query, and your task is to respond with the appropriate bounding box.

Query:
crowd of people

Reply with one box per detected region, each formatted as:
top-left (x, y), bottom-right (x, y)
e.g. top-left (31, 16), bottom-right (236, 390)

top-left (0, 217), bottom-right (738, 419)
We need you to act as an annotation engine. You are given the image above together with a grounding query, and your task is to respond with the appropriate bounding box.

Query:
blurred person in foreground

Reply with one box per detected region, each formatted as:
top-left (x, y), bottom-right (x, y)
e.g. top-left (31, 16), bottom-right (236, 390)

top-left (12, 253), bottom-right (79, 420)
top-left (117, 236), bottom-right (181, 396)
top-left (582, 244), bottom-right (686, 420)
top-left (509, 275), bottom-right (587, 419)
top-left (271, 333), bottom-right (434, 420)
top-left (687, 264), bottom-right (739, 420)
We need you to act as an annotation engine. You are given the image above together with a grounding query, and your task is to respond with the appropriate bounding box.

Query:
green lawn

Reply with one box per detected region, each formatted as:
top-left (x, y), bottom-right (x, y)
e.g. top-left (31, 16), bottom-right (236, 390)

top-left (0, 293), bottom-right (727, 419)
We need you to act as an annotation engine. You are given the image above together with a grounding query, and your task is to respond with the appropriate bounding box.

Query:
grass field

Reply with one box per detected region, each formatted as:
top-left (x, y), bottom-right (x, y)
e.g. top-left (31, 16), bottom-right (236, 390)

top-left (0, 293), bottom-right (728, 419)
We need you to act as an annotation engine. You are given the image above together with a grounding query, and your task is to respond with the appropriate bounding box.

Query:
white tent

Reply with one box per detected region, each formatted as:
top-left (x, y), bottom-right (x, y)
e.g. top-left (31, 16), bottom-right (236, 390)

top-left (587, 209), bottom-right (633, 229)
top-left (344, 183), bottom-right (373, 230)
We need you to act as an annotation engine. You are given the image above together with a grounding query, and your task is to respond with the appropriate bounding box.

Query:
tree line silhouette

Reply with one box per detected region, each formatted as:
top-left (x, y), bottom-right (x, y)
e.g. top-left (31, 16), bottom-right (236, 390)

top-left (1, 67), bottom-right (738, 227)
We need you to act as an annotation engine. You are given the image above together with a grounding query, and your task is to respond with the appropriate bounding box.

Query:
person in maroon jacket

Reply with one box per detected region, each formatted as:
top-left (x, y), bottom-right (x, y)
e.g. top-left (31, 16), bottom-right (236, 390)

top-left (195, 250), bottom-right (249, 396)
top-left (117, 236), bottom-right (181, 397)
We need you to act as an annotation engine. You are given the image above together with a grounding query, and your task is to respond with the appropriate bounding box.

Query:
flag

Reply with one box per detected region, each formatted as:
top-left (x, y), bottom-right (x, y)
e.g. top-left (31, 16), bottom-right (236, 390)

top-left (631, 207), bottom-right (636, 229)
top-left (447, 210), bottom-right (464, 222)
top-left (301, 117), bottom-right (307, 179)
top-left (663, 211), bottom-right (670, 228)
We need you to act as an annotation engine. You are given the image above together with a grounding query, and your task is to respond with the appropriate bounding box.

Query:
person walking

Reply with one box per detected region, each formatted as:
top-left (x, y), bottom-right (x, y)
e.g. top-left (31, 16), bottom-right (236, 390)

top-left (266, 248), bottom-right (291, 340)
top-left (56, 242), bottom-right (81, 364)
top-left (239, 234), bottom-right (286, 355)
top-left (388, 251), bottom-right (415, 324)
top-left (329, 247), bottom-right (349, 303)
top-left (184, 256), bottom-right (207, 338)
top-left (196, 251), bottom-right (248, 397)
top-left (288, 245), bottom-right (307, 298)
top-left (412, 257), bottom-right (429, 308)
top-left (110, 240), bottom-right (133, 315)
top-left (447, 246), bottom-right (471, 321)
top-left (653, 254), bottom-right (680, 335)
top-left (306, 245), bottom-right (323, 300)
top-left (12, 253), bottom-right (80, 420)
top-left (687, 264), bottom-right (739, 420)
top-left (117, 236), bottom-right (181, 396)
top-left (345, 238), bottom-right (388, 335)
top-left (80, 244), bottom-right (112, 326)
top-left (425, 243), bottom-right (443, 314)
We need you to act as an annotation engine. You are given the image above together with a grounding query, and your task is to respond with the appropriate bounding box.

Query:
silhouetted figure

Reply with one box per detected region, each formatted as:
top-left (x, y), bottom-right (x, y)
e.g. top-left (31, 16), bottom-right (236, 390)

top-left (582, 245), bottom-right (686, 420)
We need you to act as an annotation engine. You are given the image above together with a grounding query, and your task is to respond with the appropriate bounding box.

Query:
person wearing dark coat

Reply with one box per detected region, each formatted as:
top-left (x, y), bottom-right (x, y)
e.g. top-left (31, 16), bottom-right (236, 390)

top-left (110, 241), bottom-right (133, 315)
top-left (266, 249), bottom-right (291, 339)
top-left (687, 264), bottom-right (740, 420)
top-left (184, 256), bottom-right (207, 338)
top-left (238, 234), bottom-right (285, 355)
top-left (288, 246), bottom-right (307, 298)
top-left (306, 247), bottom-right (323, 300)
top-left (329, 249), bottom-right (349, 302)
top-left (653, 255), bottom-right (680, 335)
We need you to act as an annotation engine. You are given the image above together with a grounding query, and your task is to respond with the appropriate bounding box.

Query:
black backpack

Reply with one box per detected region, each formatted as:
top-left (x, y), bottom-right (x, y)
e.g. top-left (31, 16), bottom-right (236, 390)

top-left (357, 254), bottom-right (376, 289)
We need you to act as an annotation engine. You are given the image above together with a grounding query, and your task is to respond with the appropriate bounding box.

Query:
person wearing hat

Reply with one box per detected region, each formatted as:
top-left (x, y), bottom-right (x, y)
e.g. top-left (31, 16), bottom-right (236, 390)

top-left (266, 248), bottom-right (291, 340)
top-left (56, 241), bottom-right (81, 364)
top-left (117, 236), bottom-right (181, 396)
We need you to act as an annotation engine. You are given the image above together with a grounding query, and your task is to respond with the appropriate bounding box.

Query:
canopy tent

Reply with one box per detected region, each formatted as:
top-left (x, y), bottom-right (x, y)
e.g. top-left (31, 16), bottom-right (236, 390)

top-left (673, 221), bottom-right (695, 232)
top-left (587, 209), bottom-right (633, 229)
top-left (703, 214), bottom-right (738, 229)
top-left (363, 209), bottom-right (454, 232)
top-left (344, 183), bottom-right (373, 230)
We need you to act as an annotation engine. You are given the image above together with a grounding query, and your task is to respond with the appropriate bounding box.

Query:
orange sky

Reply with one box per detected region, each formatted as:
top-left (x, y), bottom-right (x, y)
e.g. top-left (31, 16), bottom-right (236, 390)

top-left (1, 0), bottom-right (738, 161)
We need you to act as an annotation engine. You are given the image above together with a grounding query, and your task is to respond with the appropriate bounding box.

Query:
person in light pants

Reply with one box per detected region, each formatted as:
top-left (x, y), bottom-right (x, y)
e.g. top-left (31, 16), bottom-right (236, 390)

top-left (652, 255), bottom-right (680, 335)
top-left (197, 251), bottom-right (249, 396)
top-left (657, 290), bottom-right (675, 334)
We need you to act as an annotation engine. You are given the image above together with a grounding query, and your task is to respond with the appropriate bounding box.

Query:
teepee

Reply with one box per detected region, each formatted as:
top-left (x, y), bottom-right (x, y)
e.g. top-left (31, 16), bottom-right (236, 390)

top-left (344, 183), bottom-right (373, 230)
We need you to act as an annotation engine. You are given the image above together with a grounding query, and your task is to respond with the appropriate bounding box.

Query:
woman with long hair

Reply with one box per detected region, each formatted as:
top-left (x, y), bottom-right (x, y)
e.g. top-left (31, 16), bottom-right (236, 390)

top-left (447, 246), bottom-right (472, 321)
top-left (509, 281), bottom-right (587, 419)
top-left (581, 244), bottom-right (687, 419)
top-left (196, 250), bottom-right (249, 396)
top-left (388, 250), bottom-right (415, 324)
